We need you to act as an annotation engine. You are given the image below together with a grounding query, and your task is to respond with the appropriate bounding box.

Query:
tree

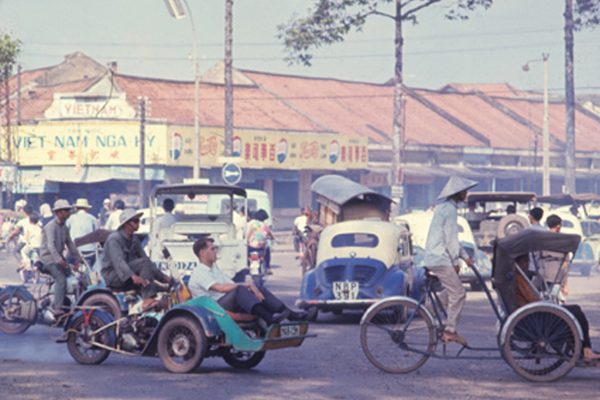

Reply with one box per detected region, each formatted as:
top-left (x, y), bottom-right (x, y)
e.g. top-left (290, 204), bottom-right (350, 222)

top-left (1, 33), bottom-right (22, 164)
top-left (278, 0), bottom-right (492, 214)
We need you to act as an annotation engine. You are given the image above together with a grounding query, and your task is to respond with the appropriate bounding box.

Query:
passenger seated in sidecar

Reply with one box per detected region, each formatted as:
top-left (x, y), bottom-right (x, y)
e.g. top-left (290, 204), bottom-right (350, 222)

top-left (100, 209), bottom-right (174, 306)
top-left (188, 236), bottom-right (311, 325)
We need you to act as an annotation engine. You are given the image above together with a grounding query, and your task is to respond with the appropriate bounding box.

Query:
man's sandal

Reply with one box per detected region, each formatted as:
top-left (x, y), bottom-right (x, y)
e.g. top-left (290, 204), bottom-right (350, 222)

top-left (441, 330), bottom-right (468, 347)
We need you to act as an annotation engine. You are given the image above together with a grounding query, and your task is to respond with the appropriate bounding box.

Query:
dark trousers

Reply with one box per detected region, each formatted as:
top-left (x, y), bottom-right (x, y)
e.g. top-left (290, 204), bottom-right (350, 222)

top-left (45, 263), bottom-right (71, 310)
top-left (217, 285), bottom-right (284, 314)
top-left (107, 258), bottom-right (167, 299)
top-left (564, 304), bottom-right (591, 349)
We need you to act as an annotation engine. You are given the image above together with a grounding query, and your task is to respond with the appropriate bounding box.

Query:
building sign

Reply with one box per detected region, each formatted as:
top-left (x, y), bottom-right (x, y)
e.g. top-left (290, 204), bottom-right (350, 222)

top-left (44, 93), bottom-right (136, 119)
top-left (13, 122), bottom-right (167, 166)
top-left (167, 126), bottom-right (368, 170)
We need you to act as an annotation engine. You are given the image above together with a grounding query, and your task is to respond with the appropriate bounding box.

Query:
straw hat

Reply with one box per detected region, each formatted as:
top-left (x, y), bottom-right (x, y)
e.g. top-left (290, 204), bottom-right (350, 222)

top-left (52, 199), bottom-right (73, 211)
top-left (74, 198), bottom-right (92, 209)
top-left (437, 176), bottom-right (478, 200)
top-left (117, 208), bottom-right (144, 230)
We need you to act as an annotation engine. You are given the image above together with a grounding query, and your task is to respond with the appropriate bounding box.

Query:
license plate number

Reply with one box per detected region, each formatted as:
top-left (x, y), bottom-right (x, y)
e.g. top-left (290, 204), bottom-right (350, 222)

top-left (333, 281), bottom-right (359, 300)
top-left (280, 324), bottom-right (300, 337)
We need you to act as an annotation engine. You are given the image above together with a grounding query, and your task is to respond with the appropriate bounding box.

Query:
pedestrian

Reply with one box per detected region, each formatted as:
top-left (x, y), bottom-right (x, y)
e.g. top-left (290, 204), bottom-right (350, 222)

top-left (105, 199), bottom-right (125, 230)
top-left (39, 199), bottom-right (83, 316)
top-left (67, 198), bottom-right (99, 268)
top-left (424, 176), bottom-right (477, 346)
top-left (98, 198), bottom-right (112, 228)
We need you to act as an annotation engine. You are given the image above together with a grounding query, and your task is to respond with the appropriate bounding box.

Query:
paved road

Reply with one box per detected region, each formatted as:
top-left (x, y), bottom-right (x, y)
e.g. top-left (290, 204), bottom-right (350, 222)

top-left (1, 249), bottom-right (599, 400)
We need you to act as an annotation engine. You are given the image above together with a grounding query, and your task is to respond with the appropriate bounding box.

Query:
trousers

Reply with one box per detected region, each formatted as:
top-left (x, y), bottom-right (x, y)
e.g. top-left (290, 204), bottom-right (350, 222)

top-left (217, 285), bottom-right (283, 314)
top-left (428, 265), bottom-right (466, 332)
top-left (45, 263), bottom-right (72, 310)
top-left (106, 258), bottom-right (167, 299)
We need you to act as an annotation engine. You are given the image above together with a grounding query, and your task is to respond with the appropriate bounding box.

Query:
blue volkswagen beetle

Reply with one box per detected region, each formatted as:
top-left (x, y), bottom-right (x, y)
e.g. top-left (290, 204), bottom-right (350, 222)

top-left (296, 219), bottom-right (416, 320)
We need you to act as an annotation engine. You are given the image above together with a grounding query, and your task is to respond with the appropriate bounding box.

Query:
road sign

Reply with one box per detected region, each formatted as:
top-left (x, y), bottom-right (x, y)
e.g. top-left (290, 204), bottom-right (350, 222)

top-left (222, 163), bottom-right (242, 186)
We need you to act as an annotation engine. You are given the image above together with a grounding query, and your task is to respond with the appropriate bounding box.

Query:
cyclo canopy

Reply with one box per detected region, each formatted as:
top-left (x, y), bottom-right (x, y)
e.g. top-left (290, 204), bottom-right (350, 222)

top-left (492, 229), bottom-right (580, 314)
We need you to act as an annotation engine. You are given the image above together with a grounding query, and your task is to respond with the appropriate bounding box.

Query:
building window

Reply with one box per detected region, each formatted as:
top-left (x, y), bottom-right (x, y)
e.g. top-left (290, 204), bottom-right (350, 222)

top-left (273, 181), bottom-right (299, 208)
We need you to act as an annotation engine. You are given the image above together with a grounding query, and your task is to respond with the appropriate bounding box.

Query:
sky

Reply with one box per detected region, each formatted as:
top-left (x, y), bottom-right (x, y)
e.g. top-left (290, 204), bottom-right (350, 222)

top-left (1, 0), bottom-right (599, 95)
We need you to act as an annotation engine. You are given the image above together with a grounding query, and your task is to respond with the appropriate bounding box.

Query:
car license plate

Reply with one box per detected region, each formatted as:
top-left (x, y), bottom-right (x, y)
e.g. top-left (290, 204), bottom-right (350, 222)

top-left (333, 281), bottom-right (359, 300)
top-left (280, 324), bottom-right (300, 338)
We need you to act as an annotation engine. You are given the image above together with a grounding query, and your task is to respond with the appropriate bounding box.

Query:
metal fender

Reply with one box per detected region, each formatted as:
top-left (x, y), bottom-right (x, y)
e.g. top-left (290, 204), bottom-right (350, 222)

top-left (0, 285), bottom-right (34, 302)
top-left (64, 309), bottom-right (117, 347)
top-left (75, 287), bottom-right (117, 306)
top-left (498, 302), bottom-right (584, 346)
top-left (142, 305), bottom-right (222, 356)
top-left (299, 269), bottom-right (318, 299)
top-left (410, 267), bottom-right (428, 301)
top-left (381, 267), bottom-right (406, 297)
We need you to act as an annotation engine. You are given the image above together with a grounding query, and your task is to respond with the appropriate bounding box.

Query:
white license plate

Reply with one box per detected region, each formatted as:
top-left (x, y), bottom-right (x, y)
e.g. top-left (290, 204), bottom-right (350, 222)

top-left (333, 281), bottom-right (359, 300)
top-left (280, 324), bottom-right (300, 337)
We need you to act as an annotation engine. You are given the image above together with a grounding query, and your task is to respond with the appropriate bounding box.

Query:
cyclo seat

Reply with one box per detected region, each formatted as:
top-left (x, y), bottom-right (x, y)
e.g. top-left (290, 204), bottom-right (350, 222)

top-left (226, 310), bottom-right (257, 323)
top-left (423, 267), bottom-right (444, 292)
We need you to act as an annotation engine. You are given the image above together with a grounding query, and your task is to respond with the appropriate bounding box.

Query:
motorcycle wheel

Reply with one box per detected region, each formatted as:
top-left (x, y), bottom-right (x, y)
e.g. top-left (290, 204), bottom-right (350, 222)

top-left (81, 293), bottom-right (122, 319)
top-left (66, 313), bottom-right (112, 365)
top-left (222, 325), bottom-right (265, 369)
top-left (158, 316), bottom-right (207, 373)
top-left (0, 290), bottom-right (35, 335)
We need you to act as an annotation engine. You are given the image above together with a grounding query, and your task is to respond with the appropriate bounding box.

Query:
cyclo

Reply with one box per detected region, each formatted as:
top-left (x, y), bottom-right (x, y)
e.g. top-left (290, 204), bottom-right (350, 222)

top-left (63, 260), bottom-right (314, 373)
top-left (360, 229), bottom-right (588, 382)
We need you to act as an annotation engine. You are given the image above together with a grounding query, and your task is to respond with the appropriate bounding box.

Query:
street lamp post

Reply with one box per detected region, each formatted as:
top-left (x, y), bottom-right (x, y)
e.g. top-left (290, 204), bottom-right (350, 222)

top-left (522, 53), bottom-right (550, 196)
top-left (164, 0), bottom-right (201, 179)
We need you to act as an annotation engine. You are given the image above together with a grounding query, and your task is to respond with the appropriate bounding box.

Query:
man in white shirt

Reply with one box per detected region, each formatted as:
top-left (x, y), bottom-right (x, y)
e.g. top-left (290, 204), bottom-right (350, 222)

top-left (105, 200), bottom-right (125, 231)
top-left (424, 176), bottom-right (477, 346)
top-left (188, 236), bottom-right (308, 324)
top-left (67, 198), bottom-right (99, 267)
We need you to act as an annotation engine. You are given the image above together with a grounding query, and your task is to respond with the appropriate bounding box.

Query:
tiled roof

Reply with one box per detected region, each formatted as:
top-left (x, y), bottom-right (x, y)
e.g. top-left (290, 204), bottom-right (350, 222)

top-left (113, 74), bottom-right (328, 132)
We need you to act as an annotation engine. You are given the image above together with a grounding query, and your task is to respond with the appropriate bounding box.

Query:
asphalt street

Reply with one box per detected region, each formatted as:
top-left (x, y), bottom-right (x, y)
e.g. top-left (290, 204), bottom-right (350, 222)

top-left (1, 247), bottom-right (599, 400)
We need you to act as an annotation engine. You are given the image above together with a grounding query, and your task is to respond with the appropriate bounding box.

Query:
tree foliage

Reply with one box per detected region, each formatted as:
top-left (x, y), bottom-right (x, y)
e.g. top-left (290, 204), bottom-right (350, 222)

top-left (278, 0), bottom-right (493, 66)
top-left (574, 0), bottom-right (600, 29)
top-left (0, 33), bottom-right (22, 78)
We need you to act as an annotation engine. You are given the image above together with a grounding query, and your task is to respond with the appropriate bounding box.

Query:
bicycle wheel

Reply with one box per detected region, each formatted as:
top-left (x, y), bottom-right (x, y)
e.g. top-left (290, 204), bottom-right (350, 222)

top-left (502, 304), bottom-right (581, 382)
top-left (360, 298), bottom-right (436, 373)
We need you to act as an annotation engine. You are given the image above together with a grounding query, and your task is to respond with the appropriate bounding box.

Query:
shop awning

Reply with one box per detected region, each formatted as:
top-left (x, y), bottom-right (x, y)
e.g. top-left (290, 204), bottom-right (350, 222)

top-left (41, 166), bottom-right (165, 183)
top-left (14, 168), bottom-right (60, 194)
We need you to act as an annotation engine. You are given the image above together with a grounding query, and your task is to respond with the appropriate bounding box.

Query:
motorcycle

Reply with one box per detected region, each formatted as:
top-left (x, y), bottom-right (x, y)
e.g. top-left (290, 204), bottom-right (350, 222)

top-left (0, 261), bottom-right (91, 334)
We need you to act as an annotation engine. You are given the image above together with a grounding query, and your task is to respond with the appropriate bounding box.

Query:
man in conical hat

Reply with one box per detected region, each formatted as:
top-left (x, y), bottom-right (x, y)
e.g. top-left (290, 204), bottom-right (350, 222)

top-left (424, 176), bottom-right (478, 346)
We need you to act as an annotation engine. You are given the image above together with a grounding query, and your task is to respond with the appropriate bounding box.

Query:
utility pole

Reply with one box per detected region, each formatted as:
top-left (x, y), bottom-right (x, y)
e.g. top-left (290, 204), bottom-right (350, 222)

top-left (3, 65), bottom-right (11, 163)
top-left (138, 97), bottom-right (147, 208)
top-left (390, 0), bottom-right (405, 217)
top-left (542, 53), bottom-right (550, 195)
top-left (564, 0), bottom-right (576, 194)
top-left (224, 0), bottom-right (233, 157)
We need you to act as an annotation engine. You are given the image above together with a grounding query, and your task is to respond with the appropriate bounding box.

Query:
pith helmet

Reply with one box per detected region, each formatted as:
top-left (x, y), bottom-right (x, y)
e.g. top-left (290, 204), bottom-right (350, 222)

top-left (437, 176), bottom-right (478, 200)
top-left (52, 199), bottom-right (73, 211)
top-left (117, 208), bottom-right (143, 230)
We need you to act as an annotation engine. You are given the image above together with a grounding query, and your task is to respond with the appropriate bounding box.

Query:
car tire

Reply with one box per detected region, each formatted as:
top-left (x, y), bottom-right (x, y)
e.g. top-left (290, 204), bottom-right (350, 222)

top-left (581, 265), bottom-right (592, 277)
top-left (496, 214), bottom-right (530, 239)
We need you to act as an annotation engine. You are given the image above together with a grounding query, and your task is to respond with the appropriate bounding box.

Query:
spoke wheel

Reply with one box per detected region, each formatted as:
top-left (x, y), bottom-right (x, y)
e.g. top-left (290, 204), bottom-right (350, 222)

top-left (66, 313), bottom-right (112, 365)
top-left (222, 326), bottom-right (265, 369)
top-left (502, 305), bottom-right (581, 382)
top-left (360, 298), bottom-right (436, 374)
top-left (0, 291), bottom-right (35, 335)
top-left (158, 316), bottom-right (206, 373)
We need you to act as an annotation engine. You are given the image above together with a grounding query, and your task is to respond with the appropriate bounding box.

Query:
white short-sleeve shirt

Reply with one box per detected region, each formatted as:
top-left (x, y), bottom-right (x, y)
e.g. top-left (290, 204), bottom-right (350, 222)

top-left (187, 261), bottom-right (233, 301)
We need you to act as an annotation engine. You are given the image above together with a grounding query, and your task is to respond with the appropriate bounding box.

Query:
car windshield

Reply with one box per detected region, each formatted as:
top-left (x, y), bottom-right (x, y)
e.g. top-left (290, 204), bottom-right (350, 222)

top-left (155, 193), bottom-right (234, 223)
top-left (582, 220), bottom-right (600, 236)
top-left (331, 233), bottom-right (379, 248)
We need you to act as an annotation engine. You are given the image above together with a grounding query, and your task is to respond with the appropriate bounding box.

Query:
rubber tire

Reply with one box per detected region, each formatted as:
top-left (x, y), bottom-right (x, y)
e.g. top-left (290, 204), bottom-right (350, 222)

top-left (496, 214), bottom-right (530, 239)
top-left (0, 290), bottom-right (35, 335)
top-left (158, 316), bottom-right (207, 374)
top-left (223, 350), bottom-right (266, 369)
top-left (81, 293), bottom-right (122, 320)
top-left (501, 305), bottom-right (581, 382)
top-left (307, 307), bottom-right (319, 322)
top-left (360, 298), bottom-right (436, 374)
top-left (66, 313), bottom-right (112, 365)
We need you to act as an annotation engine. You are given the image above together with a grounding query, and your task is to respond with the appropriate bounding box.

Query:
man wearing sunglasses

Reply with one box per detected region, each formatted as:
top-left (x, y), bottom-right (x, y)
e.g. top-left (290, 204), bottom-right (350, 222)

top-left (101, 208), bottom-right (172, 299)
top-left (188, 236), bottom-right (312, 325)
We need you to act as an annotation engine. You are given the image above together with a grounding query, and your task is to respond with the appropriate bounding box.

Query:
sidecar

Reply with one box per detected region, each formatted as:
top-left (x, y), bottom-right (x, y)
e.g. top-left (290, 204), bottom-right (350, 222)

top-left (64, 296), bottom-right (314, 374)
